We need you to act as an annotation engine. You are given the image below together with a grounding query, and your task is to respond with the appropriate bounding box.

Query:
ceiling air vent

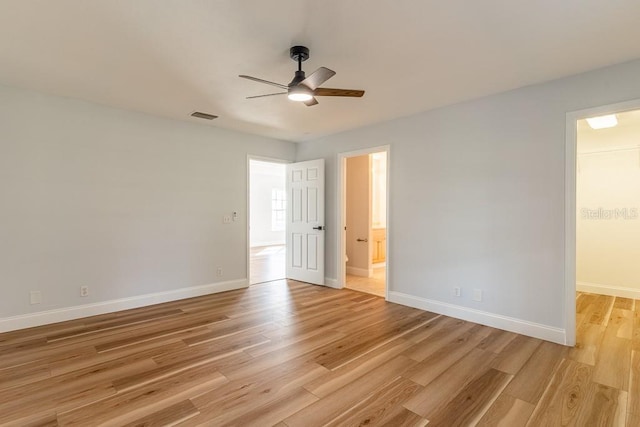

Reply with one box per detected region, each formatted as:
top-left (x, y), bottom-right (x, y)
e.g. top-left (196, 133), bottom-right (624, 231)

top-left (190, 111), bottom-right (218, 120)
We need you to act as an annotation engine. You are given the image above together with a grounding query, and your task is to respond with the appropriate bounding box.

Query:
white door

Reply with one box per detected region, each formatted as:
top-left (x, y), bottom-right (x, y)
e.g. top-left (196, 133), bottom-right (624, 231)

top-left (286, 159), bottom-right (325, 285)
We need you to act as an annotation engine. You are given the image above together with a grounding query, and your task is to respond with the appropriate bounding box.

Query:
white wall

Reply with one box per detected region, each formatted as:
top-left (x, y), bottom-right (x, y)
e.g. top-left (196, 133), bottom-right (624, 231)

top-left (296, 58), bottom-right (640, 344)
top-left (577, 149), bottom-right (640, 294)
top-left (249, 160), bottom-right (286, 247)
top-left (346, 155), bottom-right (371, 275)
top-left (5, 59), bottom-right (640, 340)
top-left (0, 83), bottom-right (295, 329)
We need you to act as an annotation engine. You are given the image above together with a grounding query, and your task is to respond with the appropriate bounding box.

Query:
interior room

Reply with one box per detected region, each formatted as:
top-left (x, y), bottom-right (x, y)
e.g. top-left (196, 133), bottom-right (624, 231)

top-left (344, 151), bottom-right (387, 297)
top-left (576, 110), bottom-right (640, 300)
top-left (3, 1), bottom-right (640, 425)
top-left (249, 159), bottom-right (287, 285)
top-left (572, 110), bottom-right (640, 390)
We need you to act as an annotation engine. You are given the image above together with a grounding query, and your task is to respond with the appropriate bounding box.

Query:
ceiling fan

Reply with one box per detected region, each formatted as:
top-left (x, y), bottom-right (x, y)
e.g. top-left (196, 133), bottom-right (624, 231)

top-left (239, 46), bottom-right (365, 106)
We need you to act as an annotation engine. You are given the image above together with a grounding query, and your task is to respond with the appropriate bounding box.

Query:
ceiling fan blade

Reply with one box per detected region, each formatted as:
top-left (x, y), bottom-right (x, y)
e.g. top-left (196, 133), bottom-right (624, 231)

top-left (299, 67), bottom-right (336, 90)
top-left (314, 88), bottom-right (365, 97)
top-left (239, 75), bottom-right (288, 90)
top-left (304, 97), bottom-right (319, 107)
top-left (246, 92), bottom-right (287, 99)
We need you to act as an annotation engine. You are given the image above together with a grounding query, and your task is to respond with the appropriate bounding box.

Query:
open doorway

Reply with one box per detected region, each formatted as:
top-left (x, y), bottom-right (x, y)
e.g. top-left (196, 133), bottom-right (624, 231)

top-left (574, 109), bottom-right (640, 337)
top-left (576, 109), bottom-right (640, 300)
top-left (248, 159), bottom-right (286, 285)
top-left (338, 147), bottom-right (389, 297)
top-left (565, 99), bottom-right (640, 346)
top-left (566, 103), bottom-right (640, 378)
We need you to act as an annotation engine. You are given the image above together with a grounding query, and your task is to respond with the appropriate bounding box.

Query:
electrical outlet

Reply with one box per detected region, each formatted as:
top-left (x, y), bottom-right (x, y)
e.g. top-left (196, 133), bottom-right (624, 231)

top-left (223, 215), bottom-right (231, 224)
top-left (216, 267), bottom-right (223, 277)
top-left (473, 289), bottom-right (482, 302)
top-left (453, 287), bottom-right (461, 297)
top-left (80, 286), bottom-right (89, 297)
top-left (30, 290), bottom-right (42, 305)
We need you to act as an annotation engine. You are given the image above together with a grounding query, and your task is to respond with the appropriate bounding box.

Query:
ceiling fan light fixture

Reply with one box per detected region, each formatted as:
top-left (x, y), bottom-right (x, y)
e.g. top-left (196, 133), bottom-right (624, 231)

top-left (287, 86), bottom-right (313, 102)
top-left (240, 45), bottom-right (364, 107)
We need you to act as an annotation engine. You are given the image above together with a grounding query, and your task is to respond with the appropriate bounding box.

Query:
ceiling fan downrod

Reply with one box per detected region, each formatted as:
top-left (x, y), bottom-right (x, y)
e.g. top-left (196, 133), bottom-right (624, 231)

top-left (289, 46), bottom-right (309, 86)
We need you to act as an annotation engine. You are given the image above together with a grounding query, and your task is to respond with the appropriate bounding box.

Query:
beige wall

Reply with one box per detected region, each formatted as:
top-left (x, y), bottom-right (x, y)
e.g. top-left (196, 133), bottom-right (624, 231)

top-left (346, 155), bottom-right (371, 276)
top-left (372, 152), bottom-right (387, 229)
top-left (576, 148), bottom-right (640, 293)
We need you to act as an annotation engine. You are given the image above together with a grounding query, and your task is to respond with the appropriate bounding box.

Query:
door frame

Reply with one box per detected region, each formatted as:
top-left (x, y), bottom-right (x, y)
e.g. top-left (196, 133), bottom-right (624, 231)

top-left (564, 97), bottom-right (640, 346)
top-left (246, 155), bottom-right (290, 286)
top-left (337, 145), bottom-right (390, 299)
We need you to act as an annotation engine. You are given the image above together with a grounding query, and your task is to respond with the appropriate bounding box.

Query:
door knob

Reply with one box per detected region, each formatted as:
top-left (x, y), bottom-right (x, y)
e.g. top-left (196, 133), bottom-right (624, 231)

top-left (313, 226), bottom-right (324, 231)
top-left (357, 238), bottom-right (368, 242)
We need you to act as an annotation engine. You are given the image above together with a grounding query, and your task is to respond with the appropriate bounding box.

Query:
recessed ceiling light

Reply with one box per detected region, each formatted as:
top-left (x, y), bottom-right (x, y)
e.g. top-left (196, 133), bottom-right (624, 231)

top-left (586, 114), bottom-right (617, 129)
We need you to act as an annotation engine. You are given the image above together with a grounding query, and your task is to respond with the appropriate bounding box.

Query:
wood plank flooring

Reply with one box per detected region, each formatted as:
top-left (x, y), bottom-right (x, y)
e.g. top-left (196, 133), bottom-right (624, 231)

top-left (0, 285), bottom-right (636, 426)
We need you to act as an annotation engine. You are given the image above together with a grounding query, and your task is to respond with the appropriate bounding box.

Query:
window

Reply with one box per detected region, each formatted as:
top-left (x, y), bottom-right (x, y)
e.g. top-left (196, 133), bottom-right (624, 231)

top-left (271, 189), bottom-right (286, 231)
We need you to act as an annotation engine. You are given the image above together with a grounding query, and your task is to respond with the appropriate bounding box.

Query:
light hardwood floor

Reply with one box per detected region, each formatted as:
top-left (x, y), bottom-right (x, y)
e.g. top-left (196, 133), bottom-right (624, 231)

top-left (0, 286), bottom-right (636, 426)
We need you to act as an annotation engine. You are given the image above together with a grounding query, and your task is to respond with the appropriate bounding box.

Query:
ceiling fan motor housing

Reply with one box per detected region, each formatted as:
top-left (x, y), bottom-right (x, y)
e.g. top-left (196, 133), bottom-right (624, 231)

top-left (289, 70), bottom-right (306, 87)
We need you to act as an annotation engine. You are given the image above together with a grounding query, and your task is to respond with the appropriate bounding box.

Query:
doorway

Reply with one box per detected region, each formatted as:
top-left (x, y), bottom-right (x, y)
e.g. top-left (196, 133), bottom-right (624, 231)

top-left (338, 146), bottom-right (390, 298)
top-left (566, 99), bottom-right (640, 346)
top-left (576, 109), bottom-right (640, 299)
top-left (248, 158), bottom-right (287, 285)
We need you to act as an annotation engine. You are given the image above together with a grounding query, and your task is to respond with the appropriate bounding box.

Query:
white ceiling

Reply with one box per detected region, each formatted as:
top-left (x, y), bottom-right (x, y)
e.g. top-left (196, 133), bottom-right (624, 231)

top-left (2, 1), bottom-right (640, 143)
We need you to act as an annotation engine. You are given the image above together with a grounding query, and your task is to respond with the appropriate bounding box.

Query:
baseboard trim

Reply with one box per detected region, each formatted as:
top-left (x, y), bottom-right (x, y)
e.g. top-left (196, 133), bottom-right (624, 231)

top-left (324, 278), bottom-right (341, 289)
top-left (388, 291), bottom-right (567, 345)
top-left (0, 279), bottom-right (248, 333)
top-left (346, 266), bottom-right (372, 277)
top-left (577, 281), bottom-right (640, 299)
